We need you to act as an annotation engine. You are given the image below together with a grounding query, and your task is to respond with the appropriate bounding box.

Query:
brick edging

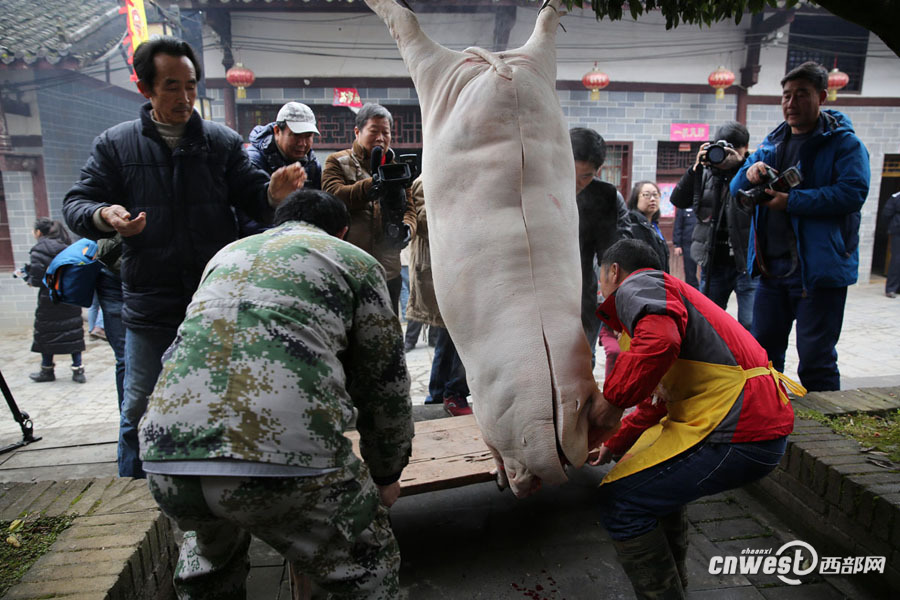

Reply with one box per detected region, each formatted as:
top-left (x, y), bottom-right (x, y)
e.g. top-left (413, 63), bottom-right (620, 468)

top-left (748, 417), bottom-right (900, 591)
top-left (2, 479), bottom-right (177, 600)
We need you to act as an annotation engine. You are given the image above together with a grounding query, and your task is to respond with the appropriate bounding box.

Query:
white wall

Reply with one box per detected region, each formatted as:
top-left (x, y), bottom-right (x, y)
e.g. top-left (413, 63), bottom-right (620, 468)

top-left (201, 7), bottom-right (899, 97)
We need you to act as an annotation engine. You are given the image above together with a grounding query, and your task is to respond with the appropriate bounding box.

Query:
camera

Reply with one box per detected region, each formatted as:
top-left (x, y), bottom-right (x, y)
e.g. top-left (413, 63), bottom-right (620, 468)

top-left (736, 165), bottom-right (803, 207)
top-left (370, 146), bottom-right (419, 248)
top-left (702, 140), bottom-right (734, 166)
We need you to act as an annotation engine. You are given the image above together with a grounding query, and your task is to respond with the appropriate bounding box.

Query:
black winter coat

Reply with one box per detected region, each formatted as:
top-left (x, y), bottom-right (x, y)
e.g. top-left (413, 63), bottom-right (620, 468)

top-left (883, 192), bottom-right (900, 237)
top-left (670, 165), bottom-right (752, 272)
top-left (63, 104), bottom-right (272, 331)
top-left (627, 209), bottom-right (670, 273)
top-left (26, 236), bottom-right (85, 355)
top-left (576, 178), bottom-right (630, 331)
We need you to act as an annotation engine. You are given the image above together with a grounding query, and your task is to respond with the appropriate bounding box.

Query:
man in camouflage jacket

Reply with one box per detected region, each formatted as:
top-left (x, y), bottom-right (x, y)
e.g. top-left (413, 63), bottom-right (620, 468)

top-left (138, 189), bottom-right (414, 599)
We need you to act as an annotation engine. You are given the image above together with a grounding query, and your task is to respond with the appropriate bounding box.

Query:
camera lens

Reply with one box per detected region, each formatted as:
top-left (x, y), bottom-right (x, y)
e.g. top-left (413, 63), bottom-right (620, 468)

top-left (706, 144), bottom-right (727, 165)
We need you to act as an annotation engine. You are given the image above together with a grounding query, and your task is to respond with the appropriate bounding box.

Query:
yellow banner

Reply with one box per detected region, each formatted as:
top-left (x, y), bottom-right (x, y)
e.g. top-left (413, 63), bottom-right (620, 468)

top-left (124, 0), bottom-right (149, 49)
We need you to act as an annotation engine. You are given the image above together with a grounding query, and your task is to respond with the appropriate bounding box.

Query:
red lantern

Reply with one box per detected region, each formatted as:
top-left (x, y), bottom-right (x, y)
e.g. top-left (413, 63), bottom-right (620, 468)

top-left (827, 67), bottom-right (849, 101)
top-left (708, 66), bottom-right (735, 100)
top-left (226, 63), bottom-right (255, 99)
top-left (582, 62), bottom-right (610, 101)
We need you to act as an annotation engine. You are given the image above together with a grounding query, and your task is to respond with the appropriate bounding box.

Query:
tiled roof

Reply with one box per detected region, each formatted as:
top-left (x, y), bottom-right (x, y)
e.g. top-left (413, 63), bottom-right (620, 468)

top-left (0, 0), bottom-right (125, 67)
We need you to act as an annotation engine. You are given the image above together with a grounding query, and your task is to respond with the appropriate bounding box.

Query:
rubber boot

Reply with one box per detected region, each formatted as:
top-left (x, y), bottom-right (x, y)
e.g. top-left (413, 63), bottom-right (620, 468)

top-left (29, 364), bottom-right (55, 383)
top-left (660, 507), bottom-right (689, 590)
top-left (71, 365), bottom-right (86, 384)
top-left (613, 525), bottom-right (685, 600)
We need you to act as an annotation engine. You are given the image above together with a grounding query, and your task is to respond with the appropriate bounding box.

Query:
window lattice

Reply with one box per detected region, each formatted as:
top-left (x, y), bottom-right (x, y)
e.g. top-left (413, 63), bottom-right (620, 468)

top-left (786, 15), bottom-right (868, 93)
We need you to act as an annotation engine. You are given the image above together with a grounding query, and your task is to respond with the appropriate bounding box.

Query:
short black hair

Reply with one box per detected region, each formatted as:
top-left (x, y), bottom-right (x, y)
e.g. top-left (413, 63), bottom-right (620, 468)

top-left (714, 121), bottom-right (750, 149)
top-left (570, 127), bottom-right (607, 169)
top-left (781, 61), bottom-right (828, 92)
top-left (600, 239), bottom-right (662, 272)
top-left (133, 37), bottom-right (202, 89)
top-left (274, 189), bottom-right (350, 236)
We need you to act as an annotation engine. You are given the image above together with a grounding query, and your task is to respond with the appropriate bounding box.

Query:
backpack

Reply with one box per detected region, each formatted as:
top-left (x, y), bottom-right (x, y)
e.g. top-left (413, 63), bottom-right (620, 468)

top-left (43, 238), bottom-right (102, 307)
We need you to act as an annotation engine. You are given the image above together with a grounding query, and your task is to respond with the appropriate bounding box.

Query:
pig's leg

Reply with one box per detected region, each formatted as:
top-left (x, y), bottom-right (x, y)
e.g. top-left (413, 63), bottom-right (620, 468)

top-left (363, 0), bottom-right (460, 80)
top-left (518, 0), bottom-right (565, 82)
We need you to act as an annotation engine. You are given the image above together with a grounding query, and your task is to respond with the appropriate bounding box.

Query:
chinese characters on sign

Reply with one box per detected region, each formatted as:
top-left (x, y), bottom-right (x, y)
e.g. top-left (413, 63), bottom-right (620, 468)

top-left (670, 123), bottom-right (709, 142)
top-left (119, 0), bottom-right (149, 82)
top-left (333, 88), bottom-right (363, 108)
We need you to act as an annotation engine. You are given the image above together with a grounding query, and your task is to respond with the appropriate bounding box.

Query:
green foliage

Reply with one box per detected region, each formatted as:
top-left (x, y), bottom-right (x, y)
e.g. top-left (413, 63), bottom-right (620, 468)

top-left (563, 0), bottom-right (801, 29)
top-left (799, 409), bottom-right (900, 464)
top-left (0, 514), bottom-right (76, 596)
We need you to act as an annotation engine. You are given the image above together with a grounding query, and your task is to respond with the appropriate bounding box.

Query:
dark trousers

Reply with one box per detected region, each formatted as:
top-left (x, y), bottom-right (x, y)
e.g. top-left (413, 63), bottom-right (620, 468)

top-left (428, 327), bottom-right (469, 401)
top-left (386, 276), bottom-right (402, 317)
top-left (97, 268), bottom-right (126, 408)
top-left (599, 437), bottom-right (787, 540)
top-left (751, 258), bottom-right (847, 392)
top-left (681, 251), bottom-right (699, 288)
top-left (887, 233), bottom-right (900, 294)
top-left (120, 326), bottom-right (177, 478)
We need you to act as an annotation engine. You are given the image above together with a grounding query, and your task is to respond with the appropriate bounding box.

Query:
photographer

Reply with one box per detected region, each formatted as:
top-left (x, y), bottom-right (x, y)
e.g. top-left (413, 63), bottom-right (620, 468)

top-left (323, 103), bottom-right (417, 315)
top-left (670, 122), bottom-right (755, 329)
top-left (730, 61), bottom-right (870, 392)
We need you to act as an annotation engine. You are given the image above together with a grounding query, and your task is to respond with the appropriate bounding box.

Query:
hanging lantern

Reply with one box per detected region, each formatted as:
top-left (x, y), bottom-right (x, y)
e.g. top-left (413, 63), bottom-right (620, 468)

top-left (708, 66), bottom-right (735, 100)
top-left (827, 67), bottom-right (849, 101)
top-left (226, 63), bottom-right (255, 99)
top-left (581, 62), bottom-right (610, 101)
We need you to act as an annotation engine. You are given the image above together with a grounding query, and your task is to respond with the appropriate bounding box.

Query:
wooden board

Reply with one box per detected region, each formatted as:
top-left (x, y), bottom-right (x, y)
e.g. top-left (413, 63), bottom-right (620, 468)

top-left (345, 414), bottom-right (496, 496)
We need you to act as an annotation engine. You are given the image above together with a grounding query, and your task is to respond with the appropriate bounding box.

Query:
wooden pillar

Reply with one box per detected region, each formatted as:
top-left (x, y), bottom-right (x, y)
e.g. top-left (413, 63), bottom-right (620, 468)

top-left (207, 9), bottom-right (237, 131)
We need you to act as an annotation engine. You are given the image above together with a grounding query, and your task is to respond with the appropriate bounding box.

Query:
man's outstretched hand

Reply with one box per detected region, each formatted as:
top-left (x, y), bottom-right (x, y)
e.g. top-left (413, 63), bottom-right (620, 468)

top-left (100, 205), bottom-right (147, 237)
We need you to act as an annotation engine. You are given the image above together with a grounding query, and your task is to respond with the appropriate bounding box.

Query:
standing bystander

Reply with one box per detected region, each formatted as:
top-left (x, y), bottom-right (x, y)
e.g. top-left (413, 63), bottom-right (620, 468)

top-left (730, 61), bottom-right (870, 391)
top-left (882, 191), bottom-right (900, 298)
top-left (62, 37), bottom-right (305, 478)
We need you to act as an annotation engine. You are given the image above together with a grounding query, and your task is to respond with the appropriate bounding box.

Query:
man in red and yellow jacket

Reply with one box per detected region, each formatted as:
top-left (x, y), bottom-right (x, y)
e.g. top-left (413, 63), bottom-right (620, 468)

top-left (588, 238), bottom-right (801, 599)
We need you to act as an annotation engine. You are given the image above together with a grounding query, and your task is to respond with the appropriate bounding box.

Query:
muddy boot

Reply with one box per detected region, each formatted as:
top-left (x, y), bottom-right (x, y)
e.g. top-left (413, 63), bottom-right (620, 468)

top-left (29, 364), bottom-right (55, 382)
top-left (613, 525), bottom-right (685, 600)
top-left (71, 365), bottom-right (86, 384)
top-left (660, 507), bottom-right (689, 590)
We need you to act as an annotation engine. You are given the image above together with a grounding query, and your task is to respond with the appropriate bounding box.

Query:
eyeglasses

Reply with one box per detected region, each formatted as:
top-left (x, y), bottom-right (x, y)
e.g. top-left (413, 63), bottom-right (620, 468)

top-left (640, 191), bottom-right (661, 199)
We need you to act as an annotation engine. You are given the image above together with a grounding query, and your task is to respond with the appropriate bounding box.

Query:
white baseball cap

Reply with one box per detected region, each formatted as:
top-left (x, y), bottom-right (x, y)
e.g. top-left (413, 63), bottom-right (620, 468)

top-left (276, 102), bottom-right (319, 135)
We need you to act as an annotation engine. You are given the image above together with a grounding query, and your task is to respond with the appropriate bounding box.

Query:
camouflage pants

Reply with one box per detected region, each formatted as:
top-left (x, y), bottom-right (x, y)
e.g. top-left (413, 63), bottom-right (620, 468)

top-left (147, 460), bottom-right (400, 600)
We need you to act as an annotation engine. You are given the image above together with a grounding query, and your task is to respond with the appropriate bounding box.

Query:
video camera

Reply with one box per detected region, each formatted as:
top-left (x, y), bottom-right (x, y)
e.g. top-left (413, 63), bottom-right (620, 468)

top-left (701, 140), bottom-right (734, 167)
top-left (736, 165), bottom-right (803, 208)
top-left (370, 146), bottom-right (418, 248)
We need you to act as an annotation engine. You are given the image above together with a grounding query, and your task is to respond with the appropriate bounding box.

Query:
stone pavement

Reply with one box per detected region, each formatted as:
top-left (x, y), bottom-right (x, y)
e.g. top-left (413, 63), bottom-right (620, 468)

top-left (0, 278), bottom-right (898, 598)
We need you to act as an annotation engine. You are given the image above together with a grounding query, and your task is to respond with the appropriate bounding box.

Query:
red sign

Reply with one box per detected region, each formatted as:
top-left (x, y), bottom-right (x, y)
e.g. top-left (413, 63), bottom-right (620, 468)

top-left (333, 88), bottom-right (363, 108)
top-left (670, 123), bottom-right (709, 142)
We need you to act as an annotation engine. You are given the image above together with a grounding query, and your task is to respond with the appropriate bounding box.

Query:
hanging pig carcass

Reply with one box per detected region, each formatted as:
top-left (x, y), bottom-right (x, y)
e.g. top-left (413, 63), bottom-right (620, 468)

top-left (364, 0), bottom-right (601, 497)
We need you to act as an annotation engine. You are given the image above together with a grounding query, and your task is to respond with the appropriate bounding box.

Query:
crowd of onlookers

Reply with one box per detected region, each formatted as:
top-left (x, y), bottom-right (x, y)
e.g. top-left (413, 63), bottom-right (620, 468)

top-left (8, 32), bottom-right (880, 596)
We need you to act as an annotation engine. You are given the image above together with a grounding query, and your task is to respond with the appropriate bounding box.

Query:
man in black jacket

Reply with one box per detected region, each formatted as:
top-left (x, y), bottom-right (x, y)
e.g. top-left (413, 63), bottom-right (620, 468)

top-left (570, 127), bottom-right (631, 366)
top-left (62, 37), bottom-right (305, 478)
top-left (670, 122), bottom-right (756, 329)
top-left (883, 191), bottom-right (900, 298)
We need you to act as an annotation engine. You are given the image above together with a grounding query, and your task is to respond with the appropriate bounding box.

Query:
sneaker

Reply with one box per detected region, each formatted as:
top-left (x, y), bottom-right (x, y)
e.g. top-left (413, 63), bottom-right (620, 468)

top-left (887, 292), bottom-right (897, 299)
top-left (424, 395), bottom-right (442, 405)
top-left (443, 396), bottom-right (472, 417)
top-left (89, 327), bottom-right (106, 340)
top-left (404, 342), bottom-right (417, 353)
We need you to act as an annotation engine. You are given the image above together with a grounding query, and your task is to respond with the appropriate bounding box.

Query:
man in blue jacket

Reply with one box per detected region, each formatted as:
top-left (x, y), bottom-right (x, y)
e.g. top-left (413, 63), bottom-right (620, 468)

top-left (731, 61), bottom-right (870, 392)
top-left (63, 37), bottom-right (305, 478)
top-left (239, 102), bottom-right (323, 235)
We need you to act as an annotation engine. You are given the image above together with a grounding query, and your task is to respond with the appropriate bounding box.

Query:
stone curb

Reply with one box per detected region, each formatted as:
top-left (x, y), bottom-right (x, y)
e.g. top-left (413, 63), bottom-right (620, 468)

top-left (748, 392), bottom-right (900, 594)
top-left (0, 478), bottom-right (177, 600)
